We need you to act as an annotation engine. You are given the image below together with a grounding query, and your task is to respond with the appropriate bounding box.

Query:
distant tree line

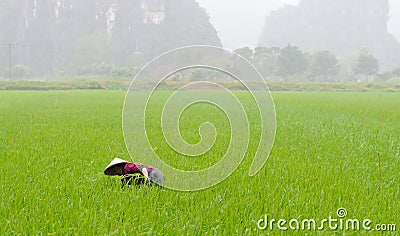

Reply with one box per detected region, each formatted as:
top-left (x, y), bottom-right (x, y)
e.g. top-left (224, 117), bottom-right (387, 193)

top-left (233, 45), bottom-right (399, 83)
top-left (3, 43), bottom-right (400, 83)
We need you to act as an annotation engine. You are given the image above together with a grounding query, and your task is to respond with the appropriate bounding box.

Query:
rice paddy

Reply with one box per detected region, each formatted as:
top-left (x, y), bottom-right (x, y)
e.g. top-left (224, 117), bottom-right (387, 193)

top-left (0, 90), bottom-right (399, 235)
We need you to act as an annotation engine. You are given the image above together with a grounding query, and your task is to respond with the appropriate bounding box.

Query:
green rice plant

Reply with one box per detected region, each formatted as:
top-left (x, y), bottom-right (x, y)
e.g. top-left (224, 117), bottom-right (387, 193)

top-left (0, 90), bottom-right (398, 235)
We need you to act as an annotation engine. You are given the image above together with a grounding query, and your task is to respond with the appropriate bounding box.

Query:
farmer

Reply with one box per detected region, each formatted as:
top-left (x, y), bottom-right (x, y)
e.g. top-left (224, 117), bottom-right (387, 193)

top-left (104, 158), bottom-right (165, 186)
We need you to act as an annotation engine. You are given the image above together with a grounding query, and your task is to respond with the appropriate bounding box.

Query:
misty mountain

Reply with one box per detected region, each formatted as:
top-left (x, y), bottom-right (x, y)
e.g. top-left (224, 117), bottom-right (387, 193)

top-left (0, 0), bottom-right (221, 76)
top-left (258, 0), bottom-right (400, 70)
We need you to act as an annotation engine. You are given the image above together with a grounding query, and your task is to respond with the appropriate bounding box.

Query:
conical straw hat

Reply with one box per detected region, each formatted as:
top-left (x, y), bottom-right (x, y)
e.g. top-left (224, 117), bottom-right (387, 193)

top-left (104, 158), bottom-right (129, 175)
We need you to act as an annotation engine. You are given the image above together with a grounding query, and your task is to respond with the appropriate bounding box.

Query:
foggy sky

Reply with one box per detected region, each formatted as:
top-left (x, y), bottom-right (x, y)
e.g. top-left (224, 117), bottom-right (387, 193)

top-left (196, 0), bottom-right (400, 50)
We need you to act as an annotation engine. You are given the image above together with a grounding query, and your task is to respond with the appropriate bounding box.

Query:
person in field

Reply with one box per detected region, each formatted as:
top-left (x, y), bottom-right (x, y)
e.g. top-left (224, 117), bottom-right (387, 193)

top-left (104, 158), bottom-right (165, 187)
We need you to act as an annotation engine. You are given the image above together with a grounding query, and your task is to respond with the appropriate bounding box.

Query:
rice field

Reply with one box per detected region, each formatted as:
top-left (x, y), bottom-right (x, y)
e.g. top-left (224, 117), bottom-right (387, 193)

top-left (0, 90), bottom-right (399, 235)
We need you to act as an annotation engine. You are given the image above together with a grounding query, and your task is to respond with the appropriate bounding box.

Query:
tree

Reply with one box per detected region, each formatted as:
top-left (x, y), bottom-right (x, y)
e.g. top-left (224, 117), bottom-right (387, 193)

top-left (253, 46), bottom-right (280, 77)
top-left (309, 50), bottom-right (338, 81)
top-left (13, 64), bottom-right (32, 79)
top-left (278, 45), bottom-right (308, 79)
top-left (391, 67), bottom-right (400, 77)
top-left (233, 47), bottom-right (254, 62)
top-left (3, 64), bottom-right (31, 80)
top-left (354, 48), bottom-right (379, 82)
top-left (377, 66), bottom-right (400, 83)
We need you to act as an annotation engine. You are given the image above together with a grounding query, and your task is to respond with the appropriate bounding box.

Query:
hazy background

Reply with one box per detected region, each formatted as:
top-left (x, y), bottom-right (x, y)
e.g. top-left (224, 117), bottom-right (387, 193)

top-left (1, 0), bottom-right (399, 83)
top-left (197, 0), bottom-right (400, 49)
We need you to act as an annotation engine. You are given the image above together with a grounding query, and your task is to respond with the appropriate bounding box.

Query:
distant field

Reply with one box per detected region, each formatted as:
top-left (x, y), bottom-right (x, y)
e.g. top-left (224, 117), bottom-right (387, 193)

top-left (1, 80), bottom-right (400, 92)
top-left (0, 90), bottom-right (399, 235)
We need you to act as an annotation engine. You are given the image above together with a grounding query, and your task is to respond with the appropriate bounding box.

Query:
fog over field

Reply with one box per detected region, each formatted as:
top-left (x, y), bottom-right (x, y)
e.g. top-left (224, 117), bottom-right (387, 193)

top-left (197, 0), bottom-right (400, 49)
top-left (1, 0), bottom-right (399, 79)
